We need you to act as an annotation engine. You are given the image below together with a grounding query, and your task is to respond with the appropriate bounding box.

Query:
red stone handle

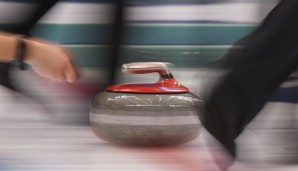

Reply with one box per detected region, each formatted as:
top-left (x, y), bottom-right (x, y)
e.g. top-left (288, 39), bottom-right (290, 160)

top-left (106, 62), bottom-right (189, 93)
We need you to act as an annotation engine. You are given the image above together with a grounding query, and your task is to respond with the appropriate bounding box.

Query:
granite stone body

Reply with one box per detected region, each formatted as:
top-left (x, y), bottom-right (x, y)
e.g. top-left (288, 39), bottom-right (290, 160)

top-left (90, 91), bottom-right (203, 146)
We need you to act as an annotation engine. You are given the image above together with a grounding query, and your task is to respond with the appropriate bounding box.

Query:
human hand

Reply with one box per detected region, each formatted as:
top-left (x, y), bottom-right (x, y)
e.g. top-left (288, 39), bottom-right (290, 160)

top-left (24, 38), bottom-right (79, 82)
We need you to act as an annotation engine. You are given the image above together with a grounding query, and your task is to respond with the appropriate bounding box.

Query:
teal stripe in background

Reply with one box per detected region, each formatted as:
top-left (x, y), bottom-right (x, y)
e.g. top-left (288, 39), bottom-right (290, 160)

top-left (0, 24), bottom-right (251, 67)
top-left (31, 24), bottom-right (113, 44)
top-left (65, 45), bottom-right (232, 68)
top-left (123, 24), bottom-right (256, 45)
top-left (30, 24), bottom-right (256, 45)
top-left (66, 45), bottom-right (111, 68)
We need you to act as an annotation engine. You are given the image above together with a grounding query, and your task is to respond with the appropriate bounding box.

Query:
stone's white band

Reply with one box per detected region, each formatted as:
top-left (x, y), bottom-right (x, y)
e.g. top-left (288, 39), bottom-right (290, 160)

top-left (90, 113), bottom-right (201, 126)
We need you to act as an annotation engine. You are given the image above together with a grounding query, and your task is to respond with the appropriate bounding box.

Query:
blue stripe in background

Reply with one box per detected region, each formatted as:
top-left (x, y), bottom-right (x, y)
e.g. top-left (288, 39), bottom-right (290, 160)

top-left (0, 0), bottom-right (256, 5)
top-left (126, 21), bottom-right (257, 24)
top-left (0, 0), bottom-right (37, 2)
top-left (125, 0), bottom-right (255, 6)
top-left (270, 86), bottom-right (298, 103)
top-left (0, 0), bottom-right (110, 2)
top-left (62, 0), bottom-right (111, 3)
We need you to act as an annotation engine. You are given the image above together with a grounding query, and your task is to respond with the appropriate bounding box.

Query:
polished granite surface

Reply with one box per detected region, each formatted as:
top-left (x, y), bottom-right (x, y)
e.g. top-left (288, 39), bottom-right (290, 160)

top-left (1, 86), bottom-right (298, 171)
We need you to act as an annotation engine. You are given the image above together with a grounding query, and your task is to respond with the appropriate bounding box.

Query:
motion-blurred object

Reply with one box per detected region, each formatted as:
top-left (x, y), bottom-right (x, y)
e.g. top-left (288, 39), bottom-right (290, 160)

top-left (90, 62), bottom-right (203, 146)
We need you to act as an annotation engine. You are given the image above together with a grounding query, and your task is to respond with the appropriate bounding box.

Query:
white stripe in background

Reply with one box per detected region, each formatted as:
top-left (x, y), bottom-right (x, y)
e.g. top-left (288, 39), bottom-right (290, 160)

top-left (90, 113), bottom-right (201, 126)
top-left (0, 1), bottom-right (276, 24)
top-left (125, 2), bottom-right (277, 24)
top-left (39, 2), bottom-right (114, 24)
top-left (43, 2), bottom-right (261, 24)
top-left (0, 1), bottom-right (114, 24)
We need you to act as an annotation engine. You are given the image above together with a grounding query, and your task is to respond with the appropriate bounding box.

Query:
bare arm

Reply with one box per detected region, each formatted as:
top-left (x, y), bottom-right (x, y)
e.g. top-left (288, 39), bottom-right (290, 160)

top-left (0, 32), bottom-right (79, 82)
top-left (0, 32), bottom-right (20, 62)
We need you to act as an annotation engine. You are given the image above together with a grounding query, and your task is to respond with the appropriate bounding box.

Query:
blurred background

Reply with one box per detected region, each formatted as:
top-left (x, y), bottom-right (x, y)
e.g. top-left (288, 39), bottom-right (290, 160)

top-left (3, 0), bottom-right (298, 171)
top-left (3, 0), bottom-right (278, 122)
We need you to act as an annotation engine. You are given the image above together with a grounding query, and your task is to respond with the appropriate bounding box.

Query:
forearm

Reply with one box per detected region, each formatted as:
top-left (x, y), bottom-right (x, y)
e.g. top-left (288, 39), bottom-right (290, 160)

top-left (0, 32), bottom-right (46, 63)
top-left (0, 32), bottom-right (20, 62)
top-left (0, 31), bottom-right (78, 82)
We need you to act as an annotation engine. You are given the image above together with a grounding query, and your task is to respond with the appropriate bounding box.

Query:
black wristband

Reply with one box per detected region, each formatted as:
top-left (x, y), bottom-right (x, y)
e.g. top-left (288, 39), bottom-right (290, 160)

top-left (15, 37), bottom-right (27, 70)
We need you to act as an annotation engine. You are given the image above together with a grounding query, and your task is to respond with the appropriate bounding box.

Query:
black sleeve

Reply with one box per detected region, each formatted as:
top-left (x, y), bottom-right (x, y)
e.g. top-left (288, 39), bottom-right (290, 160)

top-left (203, 0), bottom-right (298, 162)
